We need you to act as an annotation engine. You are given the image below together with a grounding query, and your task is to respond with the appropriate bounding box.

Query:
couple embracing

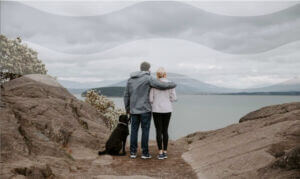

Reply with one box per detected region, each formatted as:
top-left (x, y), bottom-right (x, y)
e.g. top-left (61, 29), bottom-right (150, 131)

top-left (124, 61), bottom-right (177, 160)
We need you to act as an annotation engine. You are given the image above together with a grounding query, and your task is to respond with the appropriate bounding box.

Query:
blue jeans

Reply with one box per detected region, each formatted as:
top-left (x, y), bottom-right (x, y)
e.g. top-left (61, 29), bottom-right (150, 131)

top-left (130, 112), bottom-right (151, 155)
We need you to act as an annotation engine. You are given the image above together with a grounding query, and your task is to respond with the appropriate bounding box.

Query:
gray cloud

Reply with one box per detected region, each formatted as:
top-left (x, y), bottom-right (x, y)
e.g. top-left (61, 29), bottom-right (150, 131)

top-left (25, 38), bottom-right (300, 89)
top-left (1, 1), bottom-right (300, 89)
top-left (18, 1), bottom-right (299, 17)
top-left (1, 1), bottom-right (300, 55)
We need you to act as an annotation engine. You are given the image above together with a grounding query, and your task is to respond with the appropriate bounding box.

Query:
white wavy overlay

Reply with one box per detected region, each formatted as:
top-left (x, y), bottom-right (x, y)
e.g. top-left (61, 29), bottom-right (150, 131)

top-left (25, 38), bottom-right (300, 89)
top-left (19, 1), bottom-right (300, 17)
top-left (4, 1), bottom-right (300, 55)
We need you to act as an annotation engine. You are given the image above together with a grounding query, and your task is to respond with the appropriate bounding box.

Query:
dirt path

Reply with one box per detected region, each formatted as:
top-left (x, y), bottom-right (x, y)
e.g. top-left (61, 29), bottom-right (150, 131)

top-left (70, 140), bottom-right (197, 178)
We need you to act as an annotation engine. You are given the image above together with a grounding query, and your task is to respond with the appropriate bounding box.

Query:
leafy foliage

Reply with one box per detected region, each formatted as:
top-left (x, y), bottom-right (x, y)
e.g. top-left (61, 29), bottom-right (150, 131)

top-left (85, 90), bottom-right (125, 131)
top-left (0, 35), bottom-right (47, 83)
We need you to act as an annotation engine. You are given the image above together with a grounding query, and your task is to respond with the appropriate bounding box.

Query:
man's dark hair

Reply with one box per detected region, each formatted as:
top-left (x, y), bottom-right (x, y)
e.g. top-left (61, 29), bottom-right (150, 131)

top-left (140, 61), bottom-right (151, 71)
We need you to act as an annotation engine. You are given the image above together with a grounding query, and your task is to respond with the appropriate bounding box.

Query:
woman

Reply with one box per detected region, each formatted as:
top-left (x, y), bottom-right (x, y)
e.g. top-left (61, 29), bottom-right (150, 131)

top-left (149, 67), bottom-right (177, 160)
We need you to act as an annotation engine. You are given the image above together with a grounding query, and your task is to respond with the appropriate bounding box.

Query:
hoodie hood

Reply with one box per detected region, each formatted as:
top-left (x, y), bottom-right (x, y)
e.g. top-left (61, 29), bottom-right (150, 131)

top-left (130, 71), bottom-right (150, 78)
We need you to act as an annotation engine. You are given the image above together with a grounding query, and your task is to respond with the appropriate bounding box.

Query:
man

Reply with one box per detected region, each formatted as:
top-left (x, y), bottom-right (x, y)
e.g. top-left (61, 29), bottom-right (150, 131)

top-left (124, 61), bottom-right (176, 159)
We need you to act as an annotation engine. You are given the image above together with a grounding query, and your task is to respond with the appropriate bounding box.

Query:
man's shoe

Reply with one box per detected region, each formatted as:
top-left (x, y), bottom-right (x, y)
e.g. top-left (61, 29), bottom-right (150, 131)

top-left (141, 153), bottom-right (152, 159)
top-left (157, 154), bottom-right (164, 160)
top-left (163, 153), bottom-right (168, 159)
top-left (130, 152), bottom-right (137, 159)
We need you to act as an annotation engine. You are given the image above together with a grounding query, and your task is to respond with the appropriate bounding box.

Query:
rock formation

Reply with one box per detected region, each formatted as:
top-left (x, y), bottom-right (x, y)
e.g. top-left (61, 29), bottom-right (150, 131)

top-left (181, 102), bottom-right (300, 178)
top-left (1, 74), bottom-right (299, 178)
top-left (0, 75), bottom-right (195, 178)
top-left (0, 75), bottom-right (110, 178)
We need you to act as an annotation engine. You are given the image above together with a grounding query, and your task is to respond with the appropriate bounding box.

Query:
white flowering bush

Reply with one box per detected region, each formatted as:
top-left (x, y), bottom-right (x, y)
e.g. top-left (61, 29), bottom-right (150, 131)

top-left (85, 90), bottom-right (125, 131)
top-left (0, 35), bottom-right (47, 83)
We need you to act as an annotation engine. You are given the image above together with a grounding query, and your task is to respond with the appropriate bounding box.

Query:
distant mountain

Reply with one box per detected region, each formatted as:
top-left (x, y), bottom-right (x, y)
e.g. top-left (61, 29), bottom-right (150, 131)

top-left (79, 73), bottom-right (235, 97)
top-left (220, 91), bottom-right (300, 96)
top-left (112, 80), bottom-right (127, 87)
top-left (243, 77), bottom-right (300, 93)
top-left (82, 87), bottom-right (125, 97)
top-left (167, 73), bottom-right (235, 94)
top-left (59, 79), bottom-right (124, 97)
top-left (111, 73), bottom-right (235, 94)
top-left (67, 88), bottom-right (86, 94)
top-left (66, 75), bottom-right (300, 97)
top-left (58, 79), bottom-right (121, 90)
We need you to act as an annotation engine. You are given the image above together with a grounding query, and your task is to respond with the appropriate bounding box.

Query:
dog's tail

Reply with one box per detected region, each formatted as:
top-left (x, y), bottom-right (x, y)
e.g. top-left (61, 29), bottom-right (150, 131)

top-left (98, 150), bottom-right (107, 155)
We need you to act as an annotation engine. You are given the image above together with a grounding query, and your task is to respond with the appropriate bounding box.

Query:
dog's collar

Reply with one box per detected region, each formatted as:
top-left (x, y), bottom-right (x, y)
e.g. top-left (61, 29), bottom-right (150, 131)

top-left (118, 122), bottom-right (128, 126)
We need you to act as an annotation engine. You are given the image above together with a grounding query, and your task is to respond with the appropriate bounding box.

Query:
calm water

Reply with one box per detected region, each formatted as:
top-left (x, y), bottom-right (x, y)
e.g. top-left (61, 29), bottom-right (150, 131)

top-left (73, 94), bottom-right (300, 140)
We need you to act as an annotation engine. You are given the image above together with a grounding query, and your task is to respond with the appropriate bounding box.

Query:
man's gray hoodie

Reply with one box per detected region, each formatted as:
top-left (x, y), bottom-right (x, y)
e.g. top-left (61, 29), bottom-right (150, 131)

top-left (124, 71), bottom-right (176, 114)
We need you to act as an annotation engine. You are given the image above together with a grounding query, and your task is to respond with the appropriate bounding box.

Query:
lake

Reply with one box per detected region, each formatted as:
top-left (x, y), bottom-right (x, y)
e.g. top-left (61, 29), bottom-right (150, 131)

top-left (73, 94), bottom-right (300, 140)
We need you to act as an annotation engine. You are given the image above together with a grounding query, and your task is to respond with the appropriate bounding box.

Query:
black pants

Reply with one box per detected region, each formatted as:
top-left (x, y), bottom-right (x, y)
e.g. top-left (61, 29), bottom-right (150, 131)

top-left (153, 112), bottom-right (171, 150)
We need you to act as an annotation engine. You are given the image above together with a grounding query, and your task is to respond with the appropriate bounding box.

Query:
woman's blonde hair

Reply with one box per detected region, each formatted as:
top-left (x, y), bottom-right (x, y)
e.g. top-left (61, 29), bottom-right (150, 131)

top-left (156, 67), bottom-right (167, 79)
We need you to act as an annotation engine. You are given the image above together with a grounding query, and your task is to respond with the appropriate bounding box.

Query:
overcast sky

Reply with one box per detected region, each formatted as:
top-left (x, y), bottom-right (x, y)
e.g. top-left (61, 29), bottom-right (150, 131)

top-left (1, 1), bottom-right (300, 89)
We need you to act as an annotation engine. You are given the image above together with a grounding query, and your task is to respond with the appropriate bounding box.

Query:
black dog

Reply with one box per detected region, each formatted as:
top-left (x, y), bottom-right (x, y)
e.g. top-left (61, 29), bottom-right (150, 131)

top-left (98, 115), bottom-right (130, 156)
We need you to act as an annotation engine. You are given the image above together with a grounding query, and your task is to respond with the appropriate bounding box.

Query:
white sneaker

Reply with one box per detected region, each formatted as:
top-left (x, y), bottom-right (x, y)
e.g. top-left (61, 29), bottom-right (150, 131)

top-left (141, 154), bottom-right (152, 159)
top-left (130, 153), bottom-right (137, 159)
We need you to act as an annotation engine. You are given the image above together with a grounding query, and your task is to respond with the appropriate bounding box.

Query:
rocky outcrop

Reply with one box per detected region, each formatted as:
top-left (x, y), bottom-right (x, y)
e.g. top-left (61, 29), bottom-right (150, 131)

top-left (0, 75), bottom-right (196, 179)
top-left (181, 102), bottom-right (300, 179)
top-left (0, 75), bottom-right (110, 178)
top-left (272, 144), bottom-right (300, 170)
top-left (1, 74), bottom-right (299, 178)
top-left (239, 102), bottom-right (300, 123)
